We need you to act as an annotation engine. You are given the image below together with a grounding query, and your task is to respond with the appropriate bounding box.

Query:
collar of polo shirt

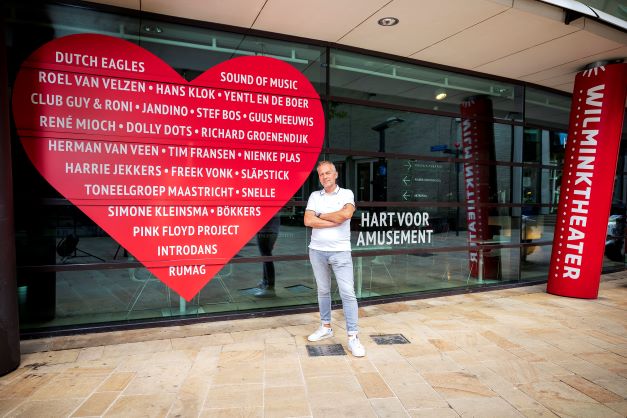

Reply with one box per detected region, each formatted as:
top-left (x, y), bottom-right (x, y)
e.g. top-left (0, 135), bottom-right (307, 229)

top-left (320, 185), bottom-right (340, 195)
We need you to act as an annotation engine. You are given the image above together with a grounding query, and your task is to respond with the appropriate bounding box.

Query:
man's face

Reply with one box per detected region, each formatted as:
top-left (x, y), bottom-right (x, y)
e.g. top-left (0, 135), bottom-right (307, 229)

top-left (317, 163), bottom-right (338, 190)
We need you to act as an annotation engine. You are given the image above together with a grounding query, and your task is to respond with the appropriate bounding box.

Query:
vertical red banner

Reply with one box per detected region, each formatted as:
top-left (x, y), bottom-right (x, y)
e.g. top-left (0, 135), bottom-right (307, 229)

top-left (547, 63), bottom-right (627, 299)
top-left (460, 96), bottom-right (500, 279)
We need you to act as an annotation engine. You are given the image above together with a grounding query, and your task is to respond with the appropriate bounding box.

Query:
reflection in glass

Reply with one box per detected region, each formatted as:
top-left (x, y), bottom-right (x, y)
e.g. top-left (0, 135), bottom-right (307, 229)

top-left (329, 49), bottom-right (522, 118)
top-left (525, 87), bottom-right (571, 130)
top-left (8, 1), bottom-right (625, 334)
top-left (460, 95), bottom-right (500, 280)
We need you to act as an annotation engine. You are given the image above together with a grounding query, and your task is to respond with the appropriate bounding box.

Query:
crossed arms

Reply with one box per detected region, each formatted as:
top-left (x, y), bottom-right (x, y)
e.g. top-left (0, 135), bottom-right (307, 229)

top-left (304, 203), bottom-right (355, 229)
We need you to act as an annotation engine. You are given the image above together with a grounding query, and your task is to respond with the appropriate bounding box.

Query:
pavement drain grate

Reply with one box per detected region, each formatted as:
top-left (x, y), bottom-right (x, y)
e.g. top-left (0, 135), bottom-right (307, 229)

top-left (370, 334), bottom-right (410, 345)
top-left (306, 344), bottom-right (346, 357)
top-left (284, 284), bottom-right (313, 294)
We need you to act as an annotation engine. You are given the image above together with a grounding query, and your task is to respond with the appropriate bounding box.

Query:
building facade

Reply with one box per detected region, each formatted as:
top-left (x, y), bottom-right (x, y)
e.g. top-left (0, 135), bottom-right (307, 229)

top-left (1, 0), bottom-right (626, 341)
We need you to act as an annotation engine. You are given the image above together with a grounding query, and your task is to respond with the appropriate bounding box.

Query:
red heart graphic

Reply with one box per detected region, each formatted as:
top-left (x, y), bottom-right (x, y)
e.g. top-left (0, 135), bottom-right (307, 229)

top-left (12, 34), bottom-right (324, 301)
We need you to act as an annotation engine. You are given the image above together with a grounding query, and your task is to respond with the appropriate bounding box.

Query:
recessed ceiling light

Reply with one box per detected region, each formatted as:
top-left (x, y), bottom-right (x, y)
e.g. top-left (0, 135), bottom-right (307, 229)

top-left (435, 89), bottom-right (447, 100)
top-left (378, 17), bottom-right (399, 26)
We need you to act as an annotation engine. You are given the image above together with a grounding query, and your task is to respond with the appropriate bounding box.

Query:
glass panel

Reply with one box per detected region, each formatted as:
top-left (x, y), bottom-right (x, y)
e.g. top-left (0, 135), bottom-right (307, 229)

top-left (521, 170), bottom-right (539, 206)
top-left (549, 130), bottom-right (568, 166)
top-left (4, 3), bottom-right (326, 93)
top-left (8, 0), bottom-right (325, 269)
top-left (495, 165), bottom-right (513, 204)
top-left (356, 252), bottom-right (473, 298)
top-left (330, 49), bottom-right (523, 119)
top-left (604, 185), bottom-right (626, 268)
top-left (13, 200), bottom-right (316, 277)
top-left (357, 246), bottom-right (522, 299)
top-left (603, 213), bottom-right (625, 268)
top-left (523, 128), bottom-right (542, 163)
top-left (548, 169), bottom-right (562, 213)
top-left (350, 205), bottom-right (520, 251)
top-left (488, 209), bottom-right (521, 245)
top-left (520, 243), bottom-right (552, 281)
top-left (6, 2), bottom-right (142, 41)
top-left (138, 19), bottom-right (326, 94)
top-left (20, 243), bottom-right (531, 329)
top-left (521, 167), bottom-right (559, 209)
top-left (237, 210), bottom-right (309, 257)
top-left (352, 205), bottom-right (454, 252)
top-left (14, 203), bottom-right (116, 269)
top-left (327, 153), bottom-right (462, 203)
top-left (494, 123), bottom-right (515, 161)
top-left (525, 87), bottom-right (571, 130)
top-left (9, 0), bottom-right (610, 333)
top-left (523, 128), bottom-right (568, 166)
top-left (329, 103), bottom-right (513, 161)
top-left (19, 259), bottom-right (322, 328)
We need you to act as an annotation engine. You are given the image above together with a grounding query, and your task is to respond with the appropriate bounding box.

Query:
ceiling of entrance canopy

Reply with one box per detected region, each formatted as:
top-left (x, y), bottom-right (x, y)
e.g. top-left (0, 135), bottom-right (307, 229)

top-left (87, 0), bottom-right (626, 94)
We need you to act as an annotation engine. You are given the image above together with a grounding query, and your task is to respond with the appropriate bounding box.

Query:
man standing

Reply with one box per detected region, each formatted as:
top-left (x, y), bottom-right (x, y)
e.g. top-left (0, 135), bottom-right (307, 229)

top-left (304, 161), bottom-right (365, 357)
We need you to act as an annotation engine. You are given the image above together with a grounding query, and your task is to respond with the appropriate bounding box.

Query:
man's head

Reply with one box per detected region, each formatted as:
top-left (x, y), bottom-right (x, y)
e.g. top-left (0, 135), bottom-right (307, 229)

top-left (316, 161), bottom-right (338, 192)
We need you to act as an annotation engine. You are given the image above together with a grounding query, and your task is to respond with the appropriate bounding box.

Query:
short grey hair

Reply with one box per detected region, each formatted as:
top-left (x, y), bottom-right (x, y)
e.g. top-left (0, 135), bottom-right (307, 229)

top-left (316, 160), bottom-right (336, 171)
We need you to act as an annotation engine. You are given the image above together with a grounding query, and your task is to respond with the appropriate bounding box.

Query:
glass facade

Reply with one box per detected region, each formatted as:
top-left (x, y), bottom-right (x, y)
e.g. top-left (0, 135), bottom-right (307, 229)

top-left (4, 1), bottom-right (626, 333)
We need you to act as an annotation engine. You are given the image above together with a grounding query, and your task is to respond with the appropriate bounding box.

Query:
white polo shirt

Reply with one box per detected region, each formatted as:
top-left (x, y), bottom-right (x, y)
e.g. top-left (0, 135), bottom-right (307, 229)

top-left (306, 186), bottom-right (355, 252)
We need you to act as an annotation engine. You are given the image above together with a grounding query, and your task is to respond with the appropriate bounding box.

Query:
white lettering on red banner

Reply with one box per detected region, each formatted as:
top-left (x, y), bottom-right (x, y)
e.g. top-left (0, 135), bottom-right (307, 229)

top-left (548, 63), bottom-right (627, 298)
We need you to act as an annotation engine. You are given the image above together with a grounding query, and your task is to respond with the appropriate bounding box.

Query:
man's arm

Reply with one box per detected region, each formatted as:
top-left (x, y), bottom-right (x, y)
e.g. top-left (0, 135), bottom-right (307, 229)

top-left (304, 209), bottom-right (340, 228)
top-left (319, 203), bottom-right (355, 224)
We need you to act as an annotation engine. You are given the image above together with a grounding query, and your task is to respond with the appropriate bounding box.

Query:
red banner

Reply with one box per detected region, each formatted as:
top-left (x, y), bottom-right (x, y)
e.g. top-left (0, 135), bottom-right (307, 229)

top-left (547, 63), bottom-right (627, 298)
top-left (11, 34), bottom-right (325, 301)
top-left (460, 96), bottom-right (499, 279)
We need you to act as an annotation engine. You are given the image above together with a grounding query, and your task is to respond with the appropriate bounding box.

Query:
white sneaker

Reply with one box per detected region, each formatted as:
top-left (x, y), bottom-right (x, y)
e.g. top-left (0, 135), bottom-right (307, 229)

top-left (307, 326), bottom-right (333, 342)
top-left (348, 335), bottom-right (366, 357)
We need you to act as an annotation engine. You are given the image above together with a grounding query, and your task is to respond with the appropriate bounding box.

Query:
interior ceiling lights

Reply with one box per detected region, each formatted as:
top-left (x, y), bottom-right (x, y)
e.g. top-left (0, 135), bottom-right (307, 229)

top-left (143, 24), bottom-right (163, 33)
top-left (435, 89), bottom-right (447, 100)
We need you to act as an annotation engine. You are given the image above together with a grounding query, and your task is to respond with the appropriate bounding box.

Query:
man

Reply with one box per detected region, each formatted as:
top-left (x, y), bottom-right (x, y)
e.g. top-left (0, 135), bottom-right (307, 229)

top-left (304, 161), bottom-right (365, 357)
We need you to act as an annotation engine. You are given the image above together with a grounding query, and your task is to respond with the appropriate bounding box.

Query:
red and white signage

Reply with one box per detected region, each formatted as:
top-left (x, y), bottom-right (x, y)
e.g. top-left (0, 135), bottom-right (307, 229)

top-left (460, 95), bottom-right (499, 279)
top-left (12, 34), bottom-right (324, 301)
top-left (547, 63), bottom-right (627, 299)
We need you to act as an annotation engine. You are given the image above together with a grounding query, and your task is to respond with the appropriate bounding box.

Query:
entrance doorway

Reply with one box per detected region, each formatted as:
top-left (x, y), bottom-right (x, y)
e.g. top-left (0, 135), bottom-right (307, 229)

top-left (356, 159), bottom-right (387, 202)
